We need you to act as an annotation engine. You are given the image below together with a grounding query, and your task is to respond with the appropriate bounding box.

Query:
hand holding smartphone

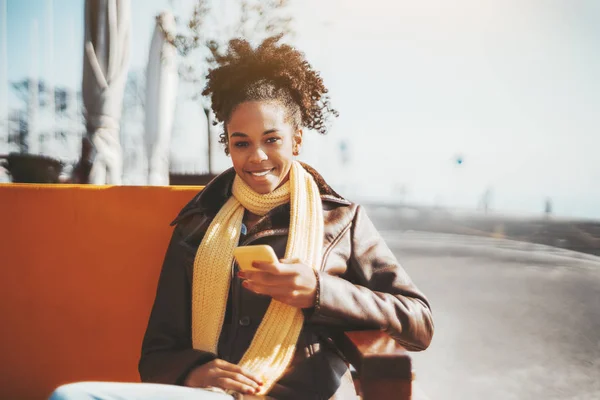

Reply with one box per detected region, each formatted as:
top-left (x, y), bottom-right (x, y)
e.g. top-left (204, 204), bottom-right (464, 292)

top-left (233, 245), bottom-right (278, 272)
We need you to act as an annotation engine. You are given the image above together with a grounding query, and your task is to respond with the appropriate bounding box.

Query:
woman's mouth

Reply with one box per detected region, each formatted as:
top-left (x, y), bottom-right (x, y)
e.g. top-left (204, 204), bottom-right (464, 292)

top-left (247, 168), bottom-right (274, 177)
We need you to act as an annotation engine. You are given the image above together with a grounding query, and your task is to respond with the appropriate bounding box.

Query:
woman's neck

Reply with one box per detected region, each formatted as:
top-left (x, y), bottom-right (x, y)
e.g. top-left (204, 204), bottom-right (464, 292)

top-left (243, 210), bottom-right (262, 232)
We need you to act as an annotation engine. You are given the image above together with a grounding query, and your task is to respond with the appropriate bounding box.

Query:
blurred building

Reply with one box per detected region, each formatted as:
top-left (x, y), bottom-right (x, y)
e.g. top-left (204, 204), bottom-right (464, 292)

top-left (4, 79), bottom-right (83, 166)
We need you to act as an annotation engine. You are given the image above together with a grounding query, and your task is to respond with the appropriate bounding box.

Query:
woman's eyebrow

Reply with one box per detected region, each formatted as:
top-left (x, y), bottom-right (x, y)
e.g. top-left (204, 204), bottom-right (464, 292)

top-left (230, 129), bottom-right (279, 138)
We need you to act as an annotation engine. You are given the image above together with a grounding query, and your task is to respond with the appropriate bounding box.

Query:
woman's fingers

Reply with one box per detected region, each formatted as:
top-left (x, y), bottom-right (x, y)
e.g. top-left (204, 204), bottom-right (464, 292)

top-left (240, 260), bottom-right (309, 284)
top-left (185, 359), bottom-right (264, 394)
top-left (243, 281), bottom-right (311, 307)
top-left (251, 260), bottom-right (297, 274)
top-left (239, 261), bottom-right (317, 308)
top-left (214, 377), bottom-right (258, 395)
top-left (243, 280), bottom-right (290, 297)
top-left (240, 271), bottom-right (289, 286)
top-left (216, 370), bottom-right (261, 393)
top-left (215, 359), bottom-right (263, 386)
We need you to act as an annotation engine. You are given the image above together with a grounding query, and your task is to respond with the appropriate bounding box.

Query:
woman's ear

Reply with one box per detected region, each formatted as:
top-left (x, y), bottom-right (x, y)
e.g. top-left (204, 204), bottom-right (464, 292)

top-left (293, 130), bottom-right (303, 156)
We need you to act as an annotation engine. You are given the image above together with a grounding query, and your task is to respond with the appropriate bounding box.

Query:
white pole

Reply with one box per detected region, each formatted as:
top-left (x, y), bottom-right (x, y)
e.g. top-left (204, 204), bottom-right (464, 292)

top-left (145, 11), bottom-right (178, 186)
top-left (46, 0), bottom-right (55, 154)
top-left (28, 19), bottom-right (39, 154)
top-left (0, 0), bottom-right (7, 151)
top-left (66, 18), bottom-right (78, 161)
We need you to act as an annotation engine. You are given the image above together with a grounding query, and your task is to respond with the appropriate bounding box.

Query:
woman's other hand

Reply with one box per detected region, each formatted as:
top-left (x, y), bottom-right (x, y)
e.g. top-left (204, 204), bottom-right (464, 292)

top-left (184, 359), bottom-right (263, 394)
top-left (239, 258), bottom-right (318, 309)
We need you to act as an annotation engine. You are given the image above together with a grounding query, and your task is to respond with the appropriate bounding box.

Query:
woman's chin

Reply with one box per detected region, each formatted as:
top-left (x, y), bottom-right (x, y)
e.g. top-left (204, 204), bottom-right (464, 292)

top-left (244, 176), bottom-right (277, 194)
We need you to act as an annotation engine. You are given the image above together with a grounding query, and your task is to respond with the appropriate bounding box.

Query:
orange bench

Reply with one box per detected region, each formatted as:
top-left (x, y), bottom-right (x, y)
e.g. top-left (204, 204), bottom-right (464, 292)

top-left (0, 184), bottom-right (413, 400)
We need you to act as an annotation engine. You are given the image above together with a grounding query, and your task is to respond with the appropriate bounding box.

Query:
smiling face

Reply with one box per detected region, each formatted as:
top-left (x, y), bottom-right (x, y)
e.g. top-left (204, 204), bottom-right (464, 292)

top-left (227, 101), bottom-right (303, 194)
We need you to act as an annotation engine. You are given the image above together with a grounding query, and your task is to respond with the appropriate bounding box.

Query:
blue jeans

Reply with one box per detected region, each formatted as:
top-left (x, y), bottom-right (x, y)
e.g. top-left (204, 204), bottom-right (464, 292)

top-left (48, 382), bottom-right (235, 400)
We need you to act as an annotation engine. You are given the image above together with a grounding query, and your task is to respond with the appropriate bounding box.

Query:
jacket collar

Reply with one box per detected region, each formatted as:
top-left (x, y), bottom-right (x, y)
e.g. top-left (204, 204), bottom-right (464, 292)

top-left (173, 163), bottom-right (349, 224)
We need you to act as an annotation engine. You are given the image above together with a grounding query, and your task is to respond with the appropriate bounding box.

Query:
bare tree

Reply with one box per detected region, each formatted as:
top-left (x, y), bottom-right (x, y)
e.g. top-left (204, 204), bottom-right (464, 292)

top-left (122, 69), bottom-right (146, 113)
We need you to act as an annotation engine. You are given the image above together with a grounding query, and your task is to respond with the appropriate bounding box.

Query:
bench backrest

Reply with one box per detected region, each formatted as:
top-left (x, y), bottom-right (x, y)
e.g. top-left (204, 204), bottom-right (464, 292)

top-left (0, 184), bottom-right (201, 400)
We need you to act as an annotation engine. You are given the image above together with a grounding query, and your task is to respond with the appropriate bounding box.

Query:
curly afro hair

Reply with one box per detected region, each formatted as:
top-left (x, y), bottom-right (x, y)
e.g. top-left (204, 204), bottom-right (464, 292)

top-left (202, 35), bottom-right (338, 154)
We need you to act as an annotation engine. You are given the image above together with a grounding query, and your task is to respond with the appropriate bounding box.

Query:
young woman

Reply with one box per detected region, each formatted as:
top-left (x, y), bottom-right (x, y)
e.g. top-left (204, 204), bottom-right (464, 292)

top-left (50, 36), bottom-right (433, 400)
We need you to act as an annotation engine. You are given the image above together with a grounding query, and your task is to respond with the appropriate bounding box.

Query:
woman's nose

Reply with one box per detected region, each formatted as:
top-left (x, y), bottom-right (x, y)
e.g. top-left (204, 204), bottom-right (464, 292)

top-left (249, 147), bottom-right (268, 163)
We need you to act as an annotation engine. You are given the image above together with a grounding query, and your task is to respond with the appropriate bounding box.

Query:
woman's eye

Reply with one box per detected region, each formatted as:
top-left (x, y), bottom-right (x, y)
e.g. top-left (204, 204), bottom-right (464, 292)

top-left (266, 137), bottom-right (281, 144)
top-left (233, 141), bottom-right (249, 148)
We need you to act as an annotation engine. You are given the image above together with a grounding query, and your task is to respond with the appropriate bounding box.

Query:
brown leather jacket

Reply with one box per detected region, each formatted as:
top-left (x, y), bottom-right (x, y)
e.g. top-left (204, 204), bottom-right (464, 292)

top-left (138, 165), bottom-right (434, 399)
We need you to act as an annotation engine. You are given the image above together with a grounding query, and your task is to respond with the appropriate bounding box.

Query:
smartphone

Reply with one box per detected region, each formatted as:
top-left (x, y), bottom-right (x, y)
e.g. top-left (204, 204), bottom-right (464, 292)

top-left (233, 245), bottom-right (279, 271)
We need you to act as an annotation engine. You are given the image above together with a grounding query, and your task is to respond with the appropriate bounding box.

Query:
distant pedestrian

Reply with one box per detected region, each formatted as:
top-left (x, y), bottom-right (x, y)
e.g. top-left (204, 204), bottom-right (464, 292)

top-left (545, 198), bottom-right (553, 218)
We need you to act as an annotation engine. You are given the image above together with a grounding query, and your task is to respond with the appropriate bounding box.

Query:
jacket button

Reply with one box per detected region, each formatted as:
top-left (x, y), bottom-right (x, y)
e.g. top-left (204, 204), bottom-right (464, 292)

top-left (239, 316), bottom-right (251, 326)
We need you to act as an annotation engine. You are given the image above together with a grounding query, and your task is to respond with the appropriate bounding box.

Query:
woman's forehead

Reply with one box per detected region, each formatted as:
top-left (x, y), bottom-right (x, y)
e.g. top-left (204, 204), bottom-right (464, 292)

top-left (228, 101), bottom-right (291, 131)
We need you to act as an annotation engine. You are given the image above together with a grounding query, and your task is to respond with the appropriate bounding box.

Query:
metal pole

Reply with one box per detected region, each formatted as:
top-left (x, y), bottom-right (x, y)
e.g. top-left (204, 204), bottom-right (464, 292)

top-left (205, 107), bottom-right (212, 175)
top-left (66, 19), bottom-right (78, 161)
top-left (28, 19), bottom-right (39, 154)
top-left (0, 0), bottom-right (8, 151)
top-left (46, 0), bottom-right (55, 154)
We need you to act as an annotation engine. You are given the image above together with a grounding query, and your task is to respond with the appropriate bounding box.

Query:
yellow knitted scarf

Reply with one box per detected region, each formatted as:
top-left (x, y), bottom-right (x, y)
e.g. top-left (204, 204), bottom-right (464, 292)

top-left (191, 161), bottom-right (324, 395)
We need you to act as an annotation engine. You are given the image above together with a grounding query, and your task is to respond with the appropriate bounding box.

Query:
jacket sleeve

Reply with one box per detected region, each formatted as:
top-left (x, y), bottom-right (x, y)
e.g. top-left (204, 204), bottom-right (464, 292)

top-left (309, 205), bottom-right (434, 351)
top-left (138, 224), bottom-right (216, 384)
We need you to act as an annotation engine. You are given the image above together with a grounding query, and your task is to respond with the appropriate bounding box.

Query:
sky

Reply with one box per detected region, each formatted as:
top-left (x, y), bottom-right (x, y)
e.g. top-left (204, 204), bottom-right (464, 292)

top-left (1, 0), bottom-right (600, 219)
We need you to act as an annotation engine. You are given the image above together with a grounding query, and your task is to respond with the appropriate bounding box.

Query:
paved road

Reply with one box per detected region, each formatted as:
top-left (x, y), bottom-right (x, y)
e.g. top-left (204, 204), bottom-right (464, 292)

top-left (380, 231), bottom-right (600, 400)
